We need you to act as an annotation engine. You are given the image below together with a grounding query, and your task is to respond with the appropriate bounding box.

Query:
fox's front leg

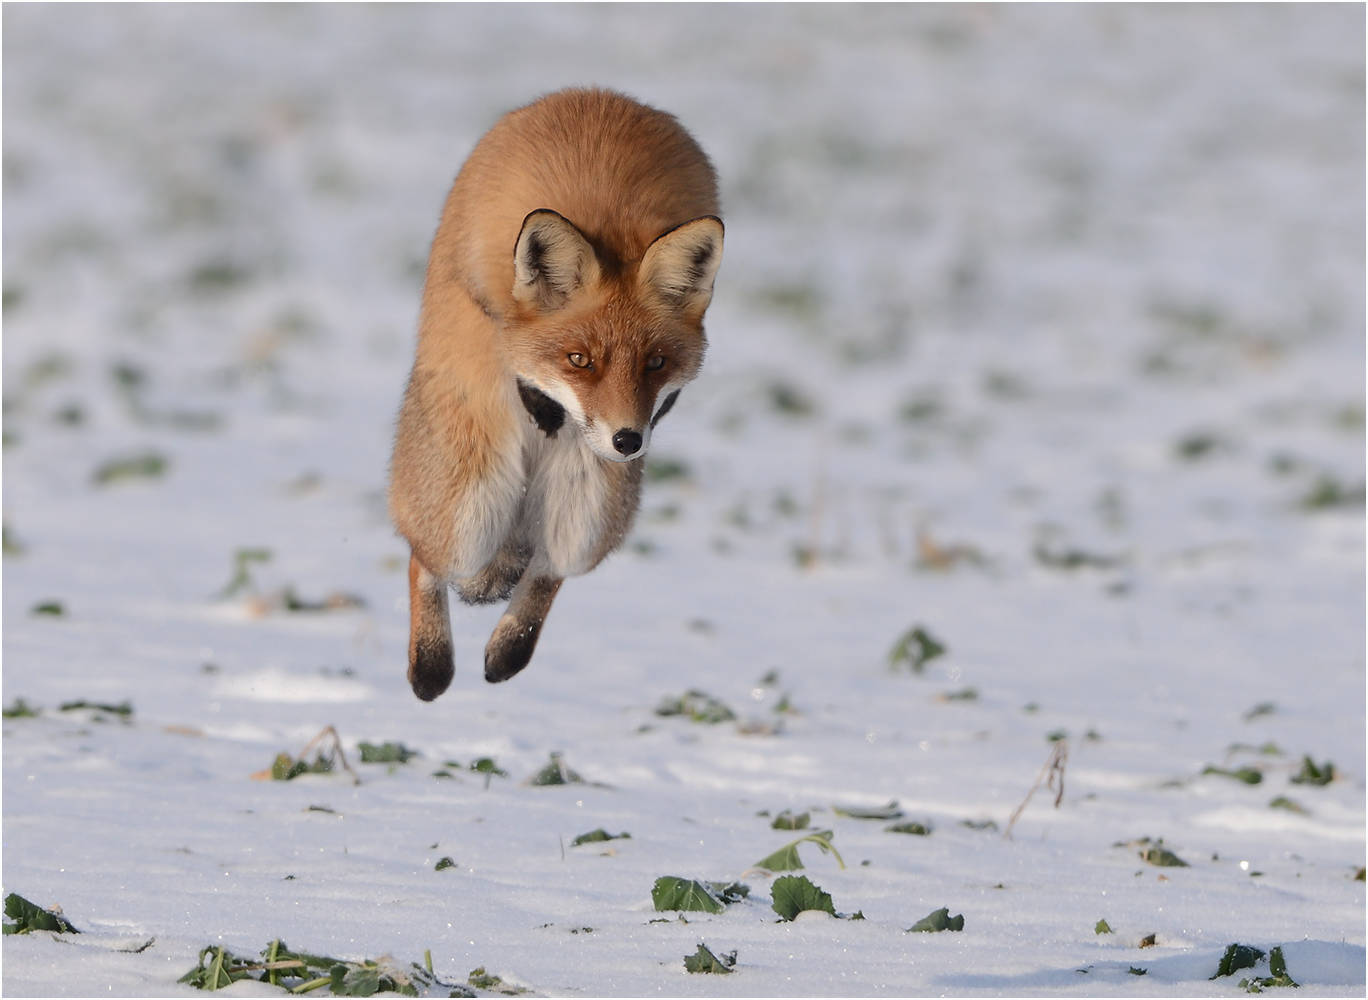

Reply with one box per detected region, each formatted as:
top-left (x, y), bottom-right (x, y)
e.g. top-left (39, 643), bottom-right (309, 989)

top-left (484, 569), bottom-right (563, 683)
top-left (408, 554), bottom-right (454, 701)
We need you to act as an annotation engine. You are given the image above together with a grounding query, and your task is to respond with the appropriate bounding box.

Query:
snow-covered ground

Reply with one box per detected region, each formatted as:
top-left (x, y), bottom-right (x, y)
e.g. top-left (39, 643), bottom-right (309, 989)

top-left (3, 5), bottom-right (1363, 996)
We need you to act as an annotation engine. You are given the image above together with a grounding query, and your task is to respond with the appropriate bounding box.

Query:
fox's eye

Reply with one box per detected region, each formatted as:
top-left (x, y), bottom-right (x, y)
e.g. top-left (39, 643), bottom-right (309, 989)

top-left (567, 353), bottom-right (591, 369)
top-left (645, 356), bottom-right (667, 372)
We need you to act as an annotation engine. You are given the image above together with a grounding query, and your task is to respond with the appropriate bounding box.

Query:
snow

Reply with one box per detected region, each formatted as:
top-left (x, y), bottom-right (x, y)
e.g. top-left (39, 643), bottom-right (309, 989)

top-left (3, 5), bottom-right (1363, 997)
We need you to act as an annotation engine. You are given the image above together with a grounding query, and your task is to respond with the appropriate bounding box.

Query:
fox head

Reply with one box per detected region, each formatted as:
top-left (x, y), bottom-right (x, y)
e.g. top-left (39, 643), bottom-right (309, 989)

top-left (504, 209), bottom-right (723, 463)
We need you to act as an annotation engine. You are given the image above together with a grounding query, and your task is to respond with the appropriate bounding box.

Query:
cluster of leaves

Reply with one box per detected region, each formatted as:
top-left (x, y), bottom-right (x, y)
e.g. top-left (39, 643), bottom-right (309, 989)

top-left (60, 699), bottom-right (134, 718)
top-left (571, 829), bottom-right (630, 847)
top-left (770, 875), bottom-right (835, 921)
top-left (270, 752), bottom-right (334, 781)
top-left (1239, 948), bottom-right (1298, 992)
top-left (651, 876), bottom-right (748, 915)
top-left (655, 690), bottom-right (736, 724)
top-left (524, 752), bottom-right (583, 786)
top-left (834, 800), bottom-right (902, 820)
top-left (683, 943), bottom-right (736, 975)
top-left (906, 907), bottom-right (964, 933)
top-left (887, 626), bottom-right (945, 673)
top-left (3, 698), bottom-right (40, 718)
top-left (259, 727), bottom-right (357, 784)
top-left (3, 893), bottom-right (79, 935)
top-left (1300, 475), bottom-right (1364, 510)
top-left (1290, 756), bottom-right (1334, 786)
top-left (92, 451), bottom-right (168, 486)
top-left (756, 830), bottom-right (845, 871)
top-left (1032, 541), bottom-right (1121, 571)
top-left (357, 742), bottom-right (418, 764)
top-left (179, 940), bottom-right (443, 995)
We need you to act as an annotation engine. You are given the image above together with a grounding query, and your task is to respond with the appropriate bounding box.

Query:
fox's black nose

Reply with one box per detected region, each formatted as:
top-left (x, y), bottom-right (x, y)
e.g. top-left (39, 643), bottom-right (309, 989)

top-left (612, 429), bottom-right (643, 456)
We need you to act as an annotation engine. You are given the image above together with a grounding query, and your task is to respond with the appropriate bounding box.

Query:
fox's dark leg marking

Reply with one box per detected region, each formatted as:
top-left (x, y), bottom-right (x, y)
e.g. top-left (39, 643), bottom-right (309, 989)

top-left (651, 389), bottom-right (680, 428)
top-left (484, 573), bottom-right (563, 683)
top-left (517, 379), bottom-right (565, 436)
top-left (408, 554), bottom-right (454, 701)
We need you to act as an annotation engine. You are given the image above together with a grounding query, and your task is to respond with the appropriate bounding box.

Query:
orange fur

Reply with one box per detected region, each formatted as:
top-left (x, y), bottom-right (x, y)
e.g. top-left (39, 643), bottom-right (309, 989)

top-left (389, 88), bottom-right (722, 697)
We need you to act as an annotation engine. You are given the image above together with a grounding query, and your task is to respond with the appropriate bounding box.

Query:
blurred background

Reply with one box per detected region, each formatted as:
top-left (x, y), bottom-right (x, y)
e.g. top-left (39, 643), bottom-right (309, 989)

top-left (3, 2), bottom-right (1364, 702)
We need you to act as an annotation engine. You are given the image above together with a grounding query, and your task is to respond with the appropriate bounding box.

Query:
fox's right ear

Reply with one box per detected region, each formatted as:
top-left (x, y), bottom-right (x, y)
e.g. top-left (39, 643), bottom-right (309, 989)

top-left (512, 210), bottom-right (600, 312)
top-left (639, 216), bottom-right (724, 319)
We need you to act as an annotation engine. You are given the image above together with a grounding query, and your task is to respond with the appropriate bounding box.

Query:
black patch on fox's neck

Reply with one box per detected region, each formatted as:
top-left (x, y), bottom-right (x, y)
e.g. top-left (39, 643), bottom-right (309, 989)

top-left (517, 379), bottom-right (565, 437)
top-left (651, 389), bottom-right (681, 428)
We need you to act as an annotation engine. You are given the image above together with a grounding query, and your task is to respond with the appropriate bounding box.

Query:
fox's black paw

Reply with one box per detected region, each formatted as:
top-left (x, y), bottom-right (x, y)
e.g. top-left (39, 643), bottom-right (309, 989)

top-left (484, 618), bottom-right (542, 683)
top-left (409, 639), bottom-right (454, 701)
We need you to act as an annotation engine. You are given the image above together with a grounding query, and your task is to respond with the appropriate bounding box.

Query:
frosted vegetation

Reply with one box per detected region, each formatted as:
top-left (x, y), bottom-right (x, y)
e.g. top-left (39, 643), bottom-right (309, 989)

top-left (3, 6), bottom-right (1363, 996)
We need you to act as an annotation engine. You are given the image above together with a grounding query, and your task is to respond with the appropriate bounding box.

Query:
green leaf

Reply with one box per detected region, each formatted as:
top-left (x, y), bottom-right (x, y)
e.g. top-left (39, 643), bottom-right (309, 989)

top-left (571, 829), bottom-right (630, 847)
top-left (525, 752), bottom-right (583, 786)
top-left (1268, 796), bottom-right (1309, 815)
top-left (1128, 967), bottom-right (1147, 976)
top-left (938, 686), bottom-right (978, 702)
top-left (771, 810), bottom-right (809, 830)
top-left (3, 893), bottom-right (79, 935)
top-left (834, 800), bottom-right (902, 820)
top-left (885, 821), bottom-right (931, 836)
top-left (1211, 943), bottom-right (1266, 979)
top-left (755, 830), bottom-right (845, 871)
top-left (2, 698), bottom-right (40, 718)
top-left (1095, 919), bottom-right (1113, 935)
top-left (906, 907), bottom-right (964, 932)
top-left (683, 943), bottom-right (736, 974)
top-left (218, 547), bottom-right (272, 598)
top-left (93, 451), bottom-right (168, 485)
top-left (888, 626), bottom-right (946, 673)
top-left (467, 967), bottom-right (502, 990)
top-left (770, 875), bottom-right (835, 921)
top-left (469, 756), bottom-right (508, 789)
top-left (651, 877), bottom-right (724, 914)
top-left (755, 841), bottom-right (804, 871)
top-left (1202, 765), bottom-right (1262, 785)
top-left (357, 741), bottom-right (418, 764)
top-left (1242, 702), bottom-right (1276, 721)
top-left (435, 857), bottom-right (456, 871)
top-left (1290, 755), bottom-right (1334, 786)
top-left (31, 600), bottom-right (64, 617)
top-left (1139, 844), bottom-right (1189, 867)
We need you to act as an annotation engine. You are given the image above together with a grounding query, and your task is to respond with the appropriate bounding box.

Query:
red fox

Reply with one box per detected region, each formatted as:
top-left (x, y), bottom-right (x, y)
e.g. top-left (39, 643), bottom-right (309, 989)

top-left (389, 88), bottom-right (723, 700)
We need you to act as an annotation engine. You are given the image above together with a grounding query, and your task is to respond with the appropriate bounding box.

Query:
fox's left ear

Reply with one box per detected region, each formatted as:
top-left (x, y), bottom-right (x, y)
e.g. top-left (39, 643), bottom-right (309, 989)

top-left (639, 216), bottom-right (724, 319)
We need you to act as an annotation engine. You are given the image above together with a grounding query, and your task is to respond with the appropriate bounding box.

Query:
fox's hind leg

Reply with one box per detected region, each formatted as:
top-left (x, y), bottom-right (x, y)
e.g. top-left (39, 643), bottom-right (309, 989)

top-left (408, 554), bottom-right (454, 701)
top-left (455, 538), bottom-right (532, 605)
top-left (484, 570), bottom-right (563, 683)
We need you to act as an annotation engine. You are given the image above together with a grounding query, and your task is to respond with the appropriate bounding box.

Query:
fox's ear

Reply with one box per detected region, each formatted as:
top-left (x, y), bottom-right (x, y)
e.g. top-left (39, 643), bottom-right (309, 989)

top-left (639, 216), bottom-right (724, 318)
top-left (513, 210), bottom-right (600, 311)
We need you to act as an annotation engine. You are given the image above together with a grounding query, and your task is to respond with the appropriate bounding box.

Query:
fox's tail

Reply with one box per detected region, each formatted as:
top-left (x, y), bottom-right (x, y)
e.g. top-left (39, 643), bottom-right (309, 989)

top-left (408, 554), bottom-right (454, 701)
